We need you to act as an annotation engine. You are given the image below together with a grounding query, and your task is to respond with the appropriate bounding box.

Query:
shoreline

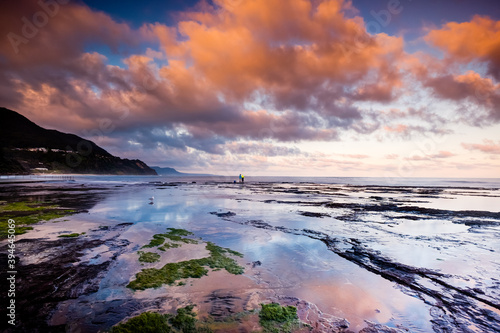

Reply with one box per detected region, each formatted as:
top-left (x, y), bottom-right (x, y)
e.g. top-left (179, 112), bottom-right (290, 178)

top-left (0, 180), bottom-right (499, 332)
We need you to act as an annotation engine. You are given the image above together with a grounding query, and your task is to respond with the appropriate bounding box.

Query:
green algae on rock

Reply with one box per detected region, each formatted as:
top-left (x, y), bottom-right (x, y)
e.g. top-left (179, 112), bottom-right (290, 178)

top-left (128, 242), bottom-right (244, 290)
top-left (158, 242), bottom-right (181, 251)
top-left (142, 228), bottom-right (198, 249)
top-left (0, 201), bottom-right (76, 239)
top-left (109, 305), bottom-right (213, 333)
top-left (58, 232), bottom-right (85, 238)
top-left (259, 303), bottom-right (301, 333)
top-left (138, 251), bottom-right (161, 263)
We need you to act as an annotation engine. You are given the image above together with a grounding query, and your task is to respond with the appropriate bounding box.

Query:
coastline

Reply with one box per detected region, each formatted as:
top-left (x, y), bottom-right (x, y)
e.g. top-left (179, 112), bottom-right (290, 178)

top-left (0, 178), bottom-right (499, 332)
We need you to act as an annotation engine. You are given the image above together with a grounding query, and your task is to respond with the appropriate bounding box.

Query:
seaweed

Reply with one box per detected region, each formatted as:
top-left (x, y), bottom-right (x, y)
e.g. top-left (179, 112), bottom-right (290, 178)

top-left (166, 228), bottom-right (194, 237)
top-left (0, 201), bottom-right (76, 239)
top-left (259, 303), bottom-right (300, 333)
top-left (197, 242), bottom-right (244, 275)
top-left (128, 242), bottom-right (244, 290)
top-left (142, 234), bottom-right (167, 248)
top-left (169, 305), bottom-right (197, 332)
top-left (110, 312), bottom-right (171, 333)
top-left (138, 251), bottom-right (161, 263)
top-left (158, 243), bottom-right (181, 251)
top-left (109, 305), bottom-right (213, 333)
top-left (142, 228), bottom-right (198, 249)
top-left (58, 232), bottom-right (85, 238)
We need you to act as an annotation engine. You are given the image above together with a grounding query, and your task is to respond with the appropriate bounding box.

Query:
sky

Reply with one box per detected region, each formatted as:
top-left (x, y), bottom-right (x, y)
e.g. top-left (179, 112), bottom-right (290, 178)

top-left (1, 0), bottom-right (500, 177)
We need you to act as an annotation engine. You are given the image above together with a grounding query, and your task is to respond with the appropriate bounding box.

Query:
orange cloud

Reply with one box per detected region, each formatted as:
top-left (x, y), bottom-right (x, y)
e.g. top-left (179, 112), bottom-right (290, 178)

top-left (146, 0), bottom-right (405, 114)
top-left (404, 151), bottom-right (455, 161)
top-left (423, 70), bottom-right (500, 121)
top-left (432, 151), bottom-right (455, 158)
top-left (2, 0), bottom-right (499, 168)
top-left (0, 0), bottom-right (413, 144)
top-left (425, 15), bottom-right (500, 79)
top-left (417, 16), bottom-right (500, 122)
top-left (462, 140), bottom-right (500, 154)
top-left (384, 124), bottom-right (408, 133)
top-left (0, 1), bottom-right (135, 67)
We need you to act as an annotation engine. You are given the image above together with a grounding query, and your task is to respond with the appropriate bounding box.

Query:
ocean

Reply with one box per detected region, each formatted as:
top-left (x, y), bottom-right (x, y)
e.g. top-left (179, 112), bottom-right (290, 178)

top-left (3, 174), bottom-right (500, 188)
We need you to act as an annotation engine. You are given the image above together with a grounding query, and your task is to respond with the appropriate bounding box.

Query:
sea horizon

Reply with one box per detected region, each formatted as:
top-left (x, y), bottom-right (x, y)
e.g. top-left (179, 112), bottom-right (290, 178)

top-left (2, 174), bottom-right (500, 188)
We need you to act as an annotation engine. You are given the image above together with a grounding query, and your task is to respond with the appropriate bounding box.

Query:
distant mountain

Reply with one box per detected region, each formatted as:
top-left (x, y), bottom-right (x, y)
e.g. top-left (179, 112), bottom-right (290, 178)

top-left (0, 107), bottom-right (157, 175)
top-left (151, 166), bottom-right (213, 177)
top-left (151, 166), bottom-right (183, 175)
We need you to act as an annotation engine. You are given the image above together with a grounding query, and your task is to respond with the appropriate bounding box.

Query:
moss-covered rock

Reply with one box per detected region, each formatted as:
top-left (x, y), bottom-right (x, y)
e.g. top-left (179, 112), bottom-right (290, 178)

top-left (138, 251), bottom-right (161, 263)
top-left (259, 303), bottom-right (300, 333)
top-left (142, 228), bottom-right (198, 249)
top-left (0, 201), bottom-right (76, 239)
top-left (110, 312), bottom-right (171, 333)
top-left (109, 306), bottom-right (212, 333)
top-left (128, 242), bottom-right (244, 290)
top-left (58, 232), bottom-right (85, 238)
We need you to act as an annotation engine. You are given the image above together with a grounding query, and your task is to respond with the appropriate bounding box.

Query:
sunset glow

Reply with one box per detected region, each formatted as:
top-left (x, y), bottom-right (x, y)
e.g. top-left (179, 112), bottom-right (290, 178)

top-left (1, 0), bottom-right (499, 177)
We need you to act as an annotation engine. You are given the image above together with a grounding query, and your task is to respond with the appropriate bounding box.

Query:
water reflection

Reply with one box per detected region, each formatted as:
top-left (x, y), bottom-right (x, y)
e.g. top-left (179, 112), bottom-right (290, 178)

top-left (15, 179), bottom-right (497, 332)
top-left (80, 184), bottom-right (437, 331)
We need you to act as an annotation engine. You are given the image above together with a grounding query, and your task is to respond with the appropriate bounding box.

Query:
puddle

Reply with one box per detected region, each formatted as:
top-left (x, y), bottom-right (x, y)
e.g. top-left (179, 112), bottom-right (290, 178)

top-left (389, 219), bottom-right (470, 236)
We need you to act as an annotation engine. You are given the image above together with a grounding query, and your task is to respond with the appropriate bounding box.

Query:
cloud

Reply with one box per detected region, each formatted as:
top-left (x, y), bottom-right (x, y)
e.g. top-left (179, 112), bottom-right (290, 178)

top-left (221, 142), bottom-right (302, 156)
top-left (425, 15), bottom-right (500, 80)
top-left (381, 123), bottom-right (450, 139)
top-left (422, 16), bottom-right (500, 123)
top-left (384, 124), bottom-right (408, 133)
top-left (145, 0), bottom-right (406, 115)
top-left (1, 0), bottom-right (408, 148)
top-left (1, 0), bottom-right (499, 174)
top-left (0, 1), bottom-right (137, 67)
top-left (462, 140), bottom-right (500, 155)
top-left (404, 151), bottom-right (455, 161)
top-left (423, 71), bottom-right (500, 122)
top-left (343, 154), bottom-right (369, 159)
top-left (432, 151), bottom-right (455, 159)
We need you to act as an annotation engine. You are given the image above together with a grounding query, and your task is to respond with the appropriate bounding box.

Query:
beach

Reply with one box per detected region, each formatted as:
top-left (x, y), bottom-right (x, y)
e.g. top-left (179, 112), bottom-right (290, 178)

top-left (1, 176), bottom-right (499, 332)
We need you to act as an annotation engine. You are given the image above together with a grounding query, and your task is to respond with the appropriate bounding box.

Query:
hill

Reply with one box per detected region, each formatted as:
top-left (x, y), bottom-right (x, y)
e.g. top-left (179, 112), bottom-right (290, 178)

top-left (0, 107), bottom-right (157, 175)
top-left (151, 166), bottom-right (214, 177)
top-left (151, 166), bottom-right (182, 175)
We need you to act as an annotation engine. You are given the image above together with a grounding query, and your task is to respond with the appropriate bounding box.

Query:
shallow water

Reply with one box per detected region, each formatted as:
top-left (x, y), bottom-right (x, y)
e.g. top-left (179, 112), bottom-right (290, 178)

top-left (2, 177), bottom-right (500, 332)
top-left (75, 184), bottom-right (435, 331)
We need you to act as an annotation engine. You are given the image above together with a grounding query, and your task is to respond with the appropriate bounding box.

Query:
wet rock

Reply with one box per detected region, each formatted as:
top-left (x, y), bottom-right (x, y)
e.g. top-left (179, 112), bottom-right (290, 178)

top-left (359, 320), bottom-right (409, 332)
top-left (252, 260), bottom-right (262, 268)
top-left (115, 222), bottom-right (134, 228)
top-left (209, 211), bottom-right (236, 218)
top-left (303, 228), bottom-right (327, 238)
top-left (272, 296), bottom-right (353, 333)
top-left (0, 235), bottom-right (129, 332)
top-left (473, 287), bottom-right (485, 294)
top-left (298, 211), bottom-right (331, 218)
top-left (244, 220), bottom-right (273, 229)
top-left (338, 318), bottom-right (350, 328)
top-left (62, 296), bottom-right (172, 332)
top-left (205, 291), bottom-right (242, 320)
top-left (322, 201), bottom-right (500, 219)
top-left (396, 215), bottom-right (421, 220)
